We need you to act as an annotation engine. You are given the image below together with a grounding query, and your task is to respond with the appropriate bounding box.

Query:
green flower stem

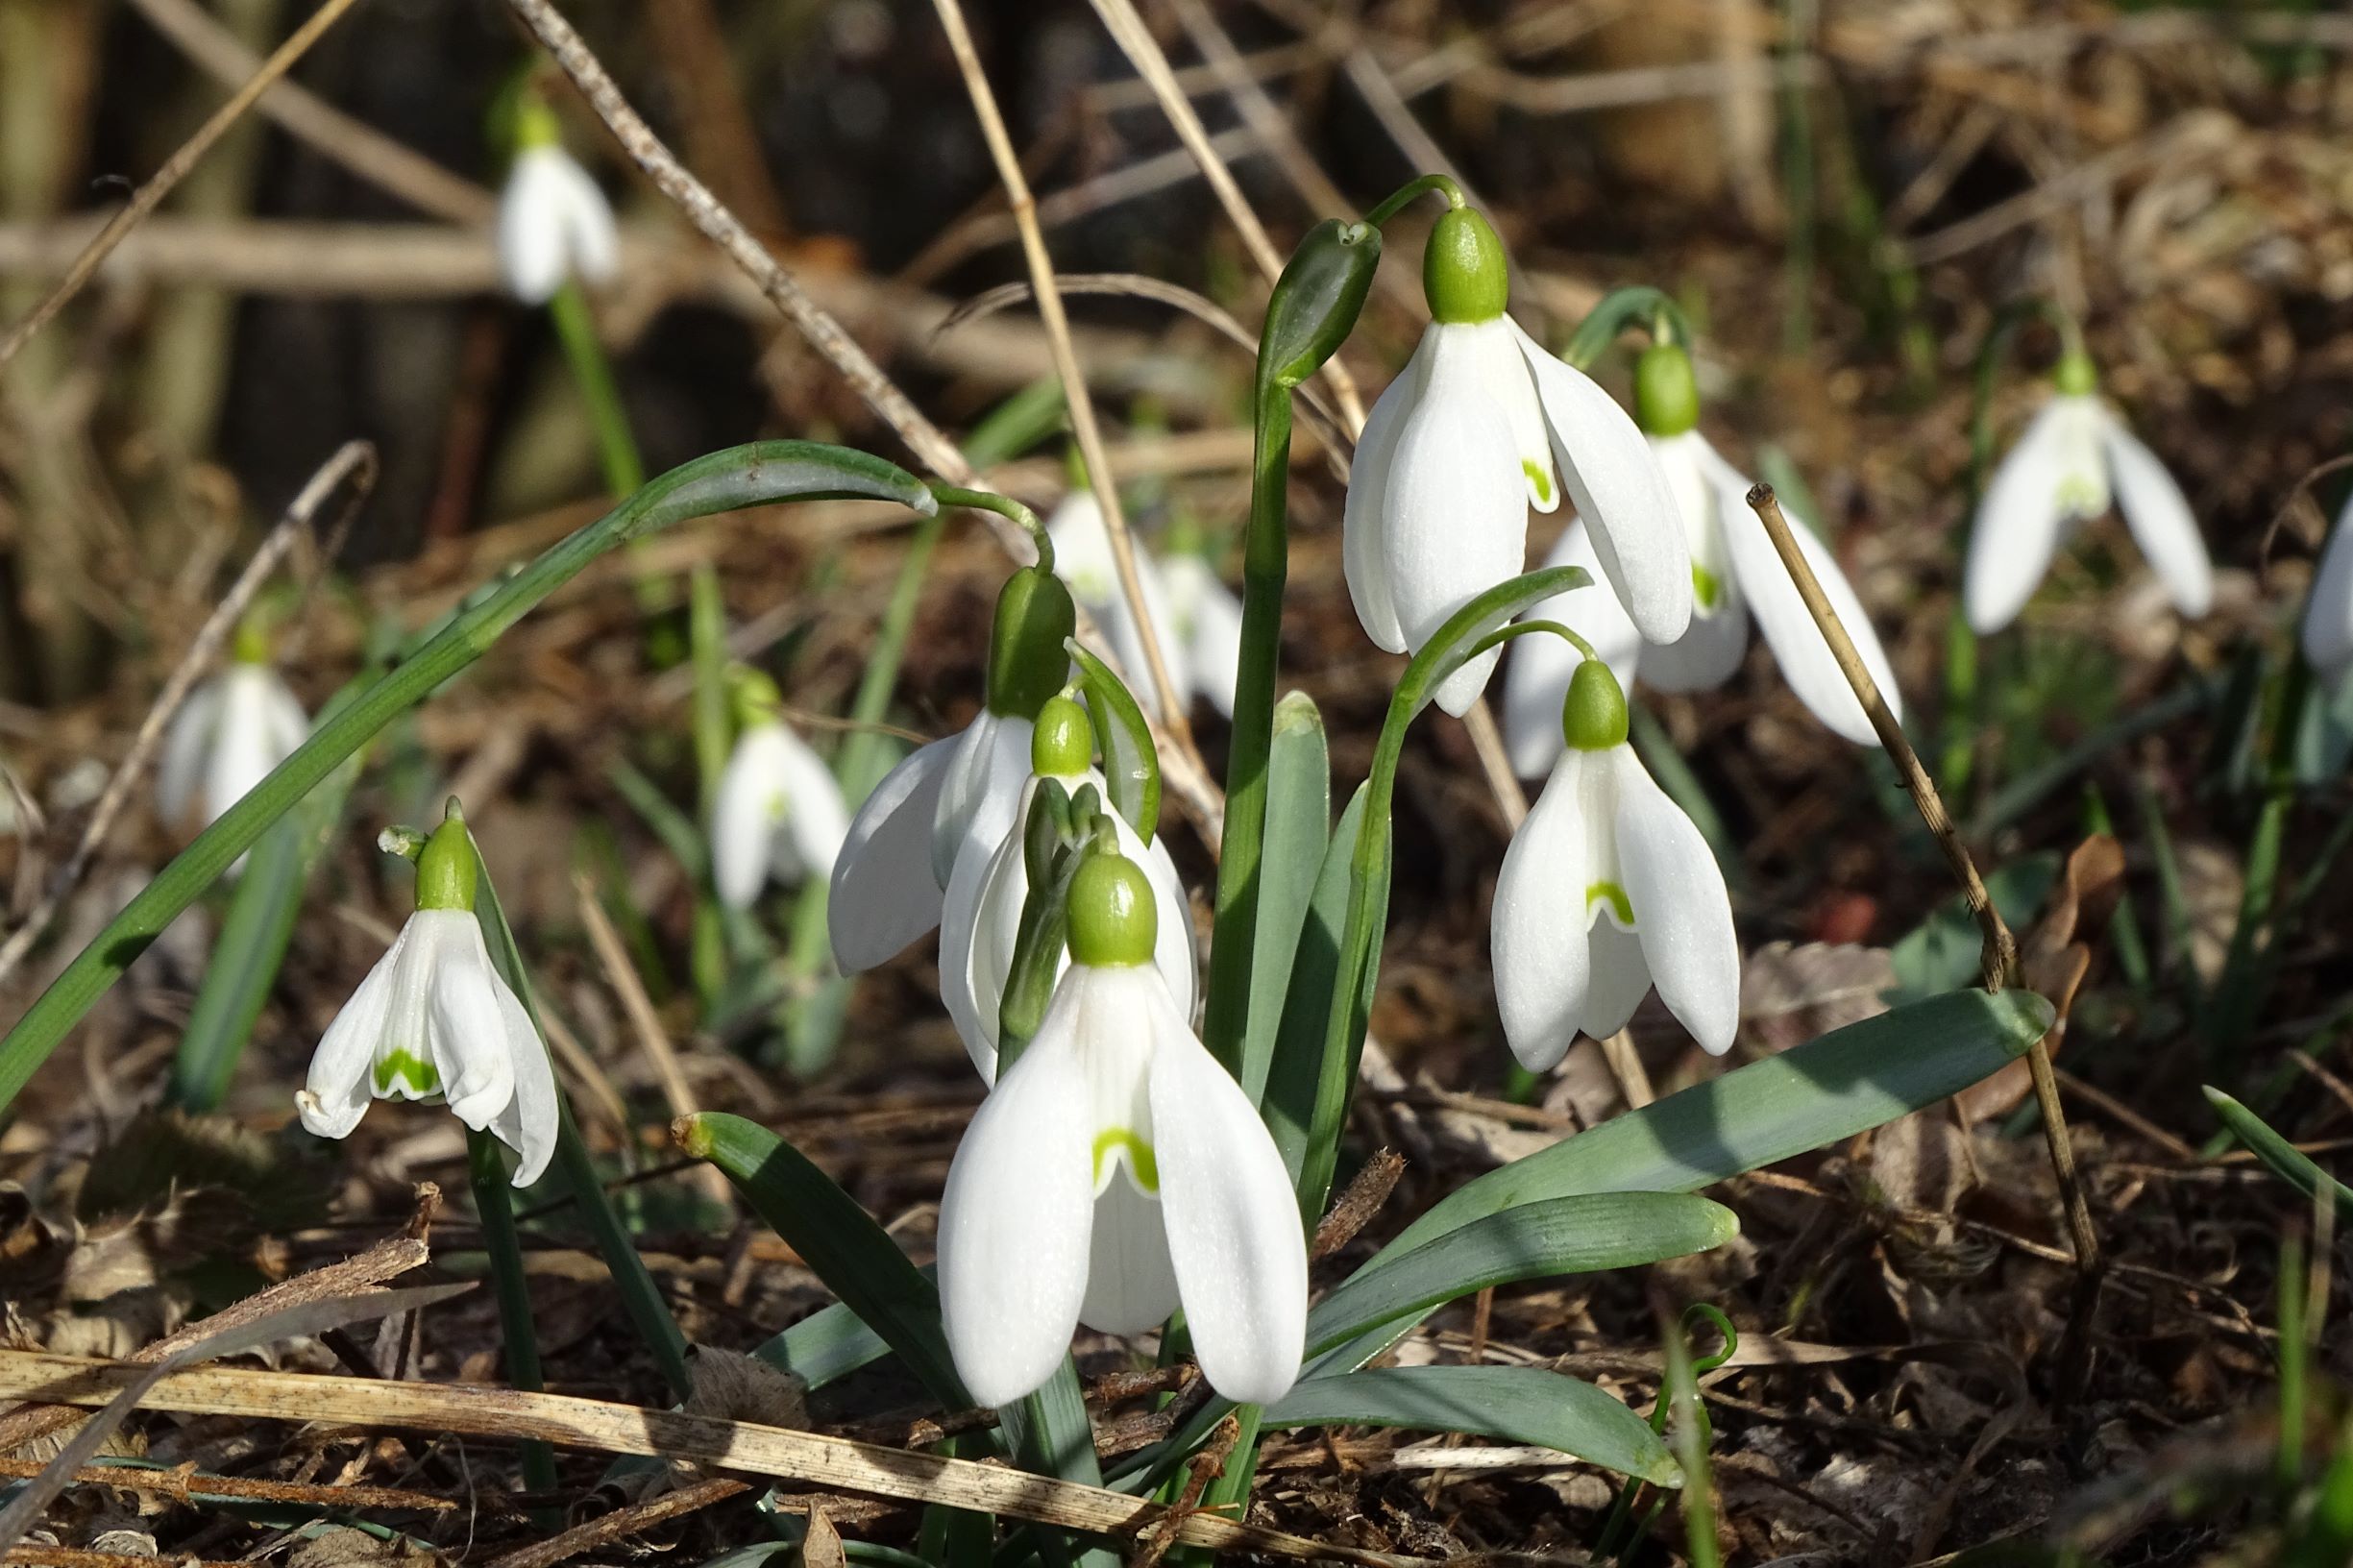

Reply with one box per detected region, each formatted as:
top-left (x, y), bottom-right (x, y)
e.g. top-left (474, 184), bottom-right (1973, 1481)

top-left (1360, 172), bottom-right (1464, 228)
top-left (688, 565), bottom-right (732, 1005)
top-left (466, 1126), bottom-right (558, 1510)
top-left (1561, 286), bottom-right (1698, 372)
top-left (548, 279), bottom-right (644, 499)
top-left (930, 485), bottom-right (1051, 573)
top-left (0, 441), bottom-right (936, 1116)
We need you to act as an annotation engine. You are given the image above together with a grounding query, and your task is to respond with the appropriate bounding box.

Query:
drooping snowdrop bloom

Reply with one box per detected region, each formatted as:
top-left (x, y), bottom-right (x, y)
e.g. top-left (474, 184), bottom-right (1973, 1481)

top-left (1045, 488), bottom-right (1190, 719)
top-left (829, 564), bottom-right (1075, 970)
top-left (1501, 343), bottom-right (1900, 775)
top-left (158, 626), bottom-right (308, 832)
top-left (711, 673), bottom-right (850, 911)
top-left (2303, 494), bottom-right (2353, 689)
top-left (1345, 203), bottom-right (1690, 715)
top-left (938, 847), bottom-right (1305, 1407)
top-left (297, 805), bottom-right (557, 1187)
top-left (496, 97), bottom-right (619, 306)
top-left (1493, 657), bottom-right (1740, 1070)
top-left (939, 696), bottom-right (1194, 1076)
top-left (1964, 352), bottom-right (2213, 635)
top-left (1160, 551), bottom-right (1244, 719)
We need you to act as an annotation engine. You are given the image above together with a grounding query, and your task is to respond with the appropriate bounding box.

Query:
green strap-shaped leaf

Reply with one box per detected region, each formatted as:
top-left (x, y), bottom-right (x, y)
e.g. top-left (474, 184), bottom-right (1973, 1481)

top-left (2205, 1087), bottom-right (2353, 1213)
top-left (0, 442), bottom-right (937, 1115)
top-left (1066, 642), bottom-right (1159, 842)
top-left (1262, 1365), bottom-right (1679, 1486)
top-left (1262, 784), bottom-right (1368, 1184)
top-left (1238, 692), bottom-right (1330, 1106)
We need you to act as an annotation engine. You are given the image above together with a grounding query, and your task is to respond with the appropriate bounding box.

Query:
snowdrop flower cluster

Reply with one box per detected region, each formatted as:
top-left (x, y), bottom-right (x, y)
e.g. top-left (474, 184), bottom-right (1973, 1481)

top-left (1493, 653), bottom-right (1740, 1070)
top-left (711, 671), bottom-right (849, 911)
top-left (2303, 494), bottom-right (2353, 689)
top-left (1345, 201), bottom-right (1690, 714)
top-left (1502, 341), bottom-right (1900, 775)
top-left (298, 804), bottom-right (557, 1187)
top-left (1964, 351), bottom-right (2212, 635)
top-left (496, 94), bottom-right (619, 306)
top-left (158, 623), bottom-right (308, 835)
top-left (937, 846), bottom-right (1305, 1408)
top-left (829, 560), bottom-right (1074, 971)
top-left (940, 696), bottom-right (1193, 1075)
top-left (1044, 489), bottom-right (1244, 720)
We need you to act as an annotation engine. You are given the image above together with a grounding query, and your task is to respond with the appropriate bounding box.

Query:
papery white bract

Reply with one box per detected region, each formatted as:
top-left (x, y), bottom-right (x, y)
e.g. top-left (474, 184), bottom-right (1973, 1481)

top-left (712, 719), bottom-right (850, 911)
top-left (1161, 553), bottom-right (1244, 719)
top-left (936, 931), bottom-right (1304, 1407)
top-left (1045, 490), bottom-right (1191, 718)
top-left (158, 663), bottom-right (308, 830)
top-left (2303, 492), bottom-right (2353, 688)
top-left (1965, 390), bottom-right (2213, 635)
top-left (296, 907), bottom-right (558, 1187)
top-left (1493, 665), bottom-right (1739, 1069)
top-left (497, 144), bottom-right (620, 306)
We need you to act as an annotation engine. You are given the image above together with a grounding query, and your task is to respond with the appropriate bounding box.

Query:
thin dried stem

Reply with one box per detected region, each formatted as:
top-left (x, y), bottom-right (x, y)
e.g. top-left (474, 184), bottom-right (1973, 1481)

top-left (929, 0), bottom-right (1194, 741)
top-left (0, 0), bottom-right (369, 371)
top-left (1741, 483), bottom-right (2103, 1298)
top-left (0, 442), bottom-right (378, 989)
top-left (1459, 701), bottom-right (1529, 827)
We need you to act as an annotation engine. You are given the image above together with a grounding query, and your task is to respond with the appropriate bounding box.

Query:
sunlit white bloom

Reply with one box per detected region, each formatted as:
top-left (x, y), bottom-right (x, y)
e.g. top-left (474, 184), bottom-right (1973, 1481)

top-left (938, 852), bottom-right (1305, 1408)
top-left (1965, 372), bottom-right (2212, 635)
top-left (297, 812), bottom-right (555, 1187)
top-left (1494, 660), bottom-right (1739, 1069)
top-left (2303, 493), bottom-right (2353, 688)
top-left (497, 143), bottom-right (619, 306)
top-left (1046, 490), bottom-right (1190, 719)
top-left (1502, 428), bottom-right (1900, 776)
top-left (1160, 553), bottom-right (1244, 719)
top-left (939, 700), bottom-right (1194, 1076)
top-left (712, 714), bottom-right (849, 911)
top-left (1345, 207), bottom-right (1689, 717)
top-left (158, 659), bottom-right (307, 830)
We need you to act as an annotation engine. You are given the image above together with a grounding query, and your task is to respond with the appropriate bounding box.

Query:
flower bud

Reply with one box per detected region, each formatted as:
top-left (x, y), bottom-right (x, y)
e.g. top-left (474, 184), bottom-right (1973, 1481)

top-left (728, 666), bottom-right (782, 732)
top-left (1066, 851), bottom-right (1158, 968)
top-left (987, 567), bottom-right (1077, 720)
top-left (2052, 349), bottom-right (2097, 397)
top-left (1560, 659), bottom-right (1630, 751)
top-left (1633, 342), bottom-right (1700, 436)
top-left (1031, 695), bottom-right (1093, 778)
top-left (414, 801), bottom-right (478, 912)
top-left (1422, 207), bottom-right (1508, 326)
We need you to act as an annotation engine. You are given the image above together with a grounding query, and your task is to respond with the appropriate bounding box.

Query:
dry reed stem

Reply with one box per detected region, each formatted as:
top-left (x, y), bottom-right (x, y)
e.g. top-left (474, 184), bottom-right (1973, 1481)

top-left (0, 441), bottom-right (378, 989)
top-left (0, 1355), bottom-right (1437, 1568)
top-left (485, 1477), bottom-right (751, 1568)
top-left (0, 1458), bottom-right (454, 1512)
top-left (0, 0), bottom-right (369, 371)
top-left (930, 0), bottom-right (1194, 741)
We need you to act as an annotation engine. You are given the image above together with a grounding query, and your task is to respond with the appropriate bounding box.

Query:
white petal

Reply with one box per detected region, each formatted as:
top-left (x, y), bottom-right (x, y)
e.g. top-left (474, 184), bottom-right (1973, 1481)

top-left (1635, 592), bottom-right (1751, 692)
top-left (1965, 399), bottom-right (2077, 635)
top-left (298, 921), bottom-right (410, 1139)
top-left (712, 725), bottom-right (790, 911)
top-left (829, 734), bottom-right (958, 969)
top-left (2303, 495), bottom-right (2353, 683)
top-left (1611, 752), bottom-right (1739, 1053)
top-left (1144, 982), bottom-right (1306, 1404)
top-left (1512, 320), bottom-right (1690, 644)
top-left (1383, 323), bottom-right (1530, 716)
top-left (1470, 317), bottom-right (1558, 511)
top-left (2100, 413), bottom-right (2213, 619)
top-left (1343, 332), bottom-right (1424, 652)
top-left (257, 672), bottom-right (310, 761)
top-left (1163, 555), bottom-right (1243, 720)
top-left (770, 724), bottom-right (851, 885)
top-left (488, 980), bottom-right (558, 1188)
top-left (937, 991), bottom-right (1096, 1409)
top-left (553, 155), bottom-right (620, 286)
top-left (1049, 493), bottom-right (1190, 719)
top-left (1078, 1175), bottom-right (1182, 1335)
top-left (1501, 525), bottom-right (1642, 779)
top-left (1575, 918), bottom-right (1654, 1042)
top-left (1133, 826), bottom-right (1198, 1024)
top-left (1491, 751), bottom-right (1596, 1071)
top-left (422, 913), bottom-right (519, 1132)
top-left (497, 150), bottom-right (572, 305)
top-left (157, 679), bottom-right (223, 826)
top-left (941, 814), bottom-right (1030, 1077)
top-left (933, 712), bottom-right (1031, 888)
top-left (205, 669), bottom-right (290, 826)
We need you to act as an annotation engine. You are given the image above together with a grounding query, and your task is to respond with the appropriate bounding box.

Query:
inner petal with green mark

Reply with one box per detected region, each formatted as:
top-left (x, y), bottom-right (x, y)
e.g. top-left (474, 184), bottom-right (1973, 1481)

top-left (1092, 1127), bottom-right (1160, 1194)
top-left (1523, 460), bottom-right (1554, 506)
top-left (373, 1046), bottom-right (441, 1096)
top-left (1586, 880), bottom-right (1635, 931)
top-left (1691, 563), bottom-right (1726, 613)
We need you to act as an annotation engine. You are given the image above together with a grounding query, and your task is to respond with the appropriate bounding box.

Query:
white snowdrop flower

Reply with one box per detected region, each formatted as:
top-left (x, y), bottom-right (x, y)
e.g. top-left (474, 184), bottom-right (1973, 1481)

top-left (1045, 489), bottom-right (1191, 719)
top-left (711, 674), bottom-right (850, 911)
top-left (496, 99), bottom-right (619, 306)
top-left (827, 563), bottom-right (1075, 972)
top-left (297, 806), bottom-right (556, 1187)
top-left (1160, 552), bottom-right (1244, 720)
top-left (157, 628), bottom-right (308, 832)
top-left (1964, 353), bottom-right (2212, 635)
top-left (2304, 494), bottom-right (2353, 689)
top-left (1345, 204), bottom-right (1690, 716)
top-left (1501, 343), bottom-right (1900, 775)
top-left (938, 848), bottom-right (1305, 1408)
top-left (938, 697), bottom-right (1195, 1078)
top-left (1493, 657), bottom-right (1739, 1070)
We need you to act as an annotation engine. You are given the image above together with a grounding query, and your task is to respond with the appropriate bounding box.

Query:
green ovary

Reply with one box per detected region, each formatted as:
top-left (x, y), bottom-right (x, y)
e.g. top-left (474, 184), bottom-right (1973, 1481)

top-left (373, 1047), bottom-right (440, 1095)
top-left (1524, 460), bottom-right (1554, 506)
top-left (1092, 1128), bottom-right (1160, 1193)
top-left (1586, 880), bottom-right (1634, 929)
top-left (1691, 563), bottom-right (1725, 612)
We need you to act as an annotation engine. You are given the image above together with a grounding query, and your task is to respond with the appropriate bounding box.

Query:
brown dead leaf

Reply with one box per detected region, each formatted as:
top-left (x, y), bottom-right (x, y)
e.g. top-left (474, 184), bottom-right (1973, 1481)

top-left (1741, 942), bottom-right (1897, 1052)
top-left (1961, 835), bottom-right (2125, 1120)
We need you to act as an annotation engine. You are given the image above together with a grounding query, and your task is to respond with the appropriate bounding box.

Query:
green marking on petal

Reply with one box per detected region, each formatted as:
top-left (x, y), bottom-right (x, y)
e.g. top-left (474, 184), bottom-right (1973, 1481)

top-left (1092, 1128), bottom-right (1160, 1193)
top-left (1692, 563), bottom-right (1725, 612)
top-left (1586, 880), bottom-right (1634, 929)
top-left (2056, 475), bottom-right (2104, 515)
top-left (1523, 460), bottom-right (1554, 506)
top-left (373, 1047), bottom-right (441, 1095)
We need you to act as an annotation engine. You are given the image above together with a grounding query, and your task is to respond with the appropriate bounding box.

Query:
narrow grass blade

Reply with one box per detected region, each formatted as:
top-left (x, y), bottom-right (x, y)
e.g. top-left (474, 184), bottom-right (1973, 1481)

top-left (1239, 692), bottom-right (1329, 1104)
top-left (1262, 1366), bottom-right (1679, 1487)
top-left (2205, 1088), bottom-right (2353, 1213)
